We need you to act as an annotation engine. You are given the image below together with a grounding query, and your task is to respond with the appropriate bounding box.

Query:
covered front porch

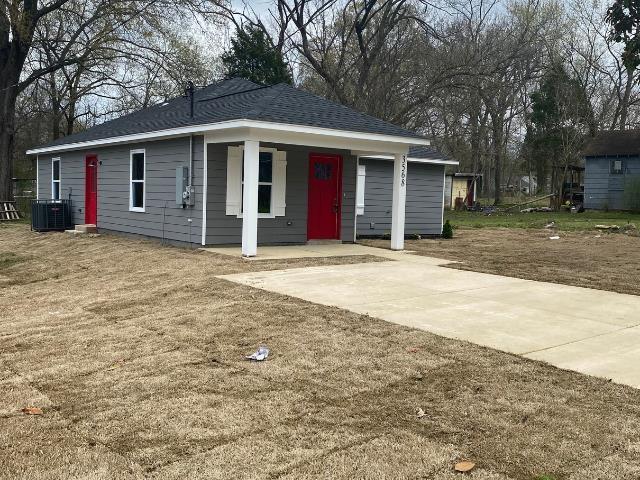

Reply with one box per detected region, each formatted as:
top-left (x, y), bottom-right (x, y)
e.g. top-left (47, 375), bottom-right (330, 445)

top-left (200, 121), bottom-right (424, 256)
top-left (201, 242), bottom-right (411, 261)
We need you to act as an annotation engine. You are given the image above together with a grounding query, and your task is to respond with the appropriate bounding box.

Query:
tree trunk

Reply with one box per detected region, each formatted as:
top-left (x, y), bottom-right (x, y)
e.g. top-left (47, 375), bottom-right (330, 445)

top-left (619, 66), bottom-right (634, 131)
top-left (0, 76), bottom-right (19, 201)
top-left (491, 115), bottom-right (504, 205)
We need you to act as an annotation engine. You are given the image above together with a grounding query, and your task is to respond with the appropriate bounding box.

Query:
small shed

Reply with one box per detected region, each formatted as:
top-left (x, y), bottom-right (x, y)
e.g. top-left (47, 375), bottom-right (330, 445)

top-left (583, 130), bottom-right (640, 210)
top-left (444, 173), bottom-right (482, 209)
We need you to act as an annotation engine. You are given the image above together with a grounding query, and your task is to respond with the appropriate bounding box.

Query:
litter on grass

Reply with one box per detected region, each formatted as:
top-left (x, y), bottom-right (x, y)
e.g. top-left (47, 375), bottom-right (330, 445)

top-left (245, 346), bottom-right (269, 361)
top-left (454, 461), bottom-right (476, 473)
top-left (21, 407), bottom-right (43, 415)
top-left (549, 236), bottom-right (560, 240)
top-left (416, 407), bottom-right (427, 418)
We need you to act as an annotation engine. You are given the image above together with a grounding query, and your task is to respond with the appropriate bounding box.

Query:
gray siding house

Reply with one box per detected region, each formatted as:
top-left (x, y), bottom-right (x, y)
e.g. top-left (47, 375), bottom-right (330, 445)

top-left (30, 78), bottom-right (449, 256)
top-left (583, 130), bottom-right (640, 210)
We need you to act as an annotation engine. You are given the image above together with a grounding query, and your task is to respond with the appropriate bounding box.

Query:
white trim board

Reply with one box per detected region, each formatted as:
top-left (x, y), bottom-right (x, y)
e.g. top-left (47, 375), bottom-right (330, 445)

top-left (129, 148), bottom-right (146, 212)
top-left (356, 153), bottom-right (458, 166)
top-left (36, 155), bottom-right (39, 200)
top-left (201, 135), bottom-right (209, 245)
top-left (26, 119), bottom-right (429, 155)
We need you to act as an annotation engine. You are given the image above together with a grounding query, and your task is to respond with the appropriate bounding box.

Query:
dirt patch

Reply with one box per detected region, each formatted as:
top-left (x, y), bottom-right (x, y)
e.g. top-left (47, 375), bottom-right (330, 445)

top-left (2, 224), bottom-right (640, 479)
top-left (363, 228), bottom-right (640, 296)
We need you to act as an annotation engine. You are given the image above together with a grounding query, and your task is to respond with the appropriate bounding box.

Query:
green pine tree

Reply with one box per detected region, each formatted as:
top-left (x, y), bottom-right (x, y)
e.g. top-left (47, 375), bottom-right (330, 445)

top-left (221, 25), bottom-right (292, 85)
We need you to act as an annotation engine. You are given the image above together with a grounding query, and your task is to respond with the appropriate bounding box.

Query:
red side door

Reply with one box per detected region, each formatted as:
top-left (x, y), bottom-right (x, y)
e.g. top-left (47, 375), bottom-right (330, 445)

top-left (85, 155), bottom-right (98, 225)
top-left (307, 153), bottom-right (342, 240)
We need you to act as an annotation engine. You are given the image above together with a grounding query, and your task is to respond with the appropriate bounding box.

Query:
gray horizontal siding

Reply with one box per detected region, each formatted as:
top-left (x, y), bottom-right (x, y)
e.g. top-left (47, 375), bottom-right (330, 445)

top-left (585, 156), bottom-right (640, 210)
top-left (205, 143), bottom-right (356, 245)
top-left (37, 136), bottom-right (204, 244)
top-left (37, 152), bottom-right (86, 222)
top-left (357, 159), bottom-right (444, 236)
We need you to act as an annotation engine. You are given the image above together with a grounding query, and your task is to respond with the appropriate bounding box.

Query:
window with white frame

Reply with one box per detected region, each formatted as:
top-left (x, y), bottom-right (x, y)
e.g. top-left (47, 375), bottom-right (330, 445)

top-left (225, 146), bottom-right (287, 218)
top-left (242, 151), bottom-right (273, 215)
top-left (130, 149), bottom-right (145, 211)
top-left (51, 158), bottom-right (61, 200)
top-left (610, 158), bottom-right (625, 175)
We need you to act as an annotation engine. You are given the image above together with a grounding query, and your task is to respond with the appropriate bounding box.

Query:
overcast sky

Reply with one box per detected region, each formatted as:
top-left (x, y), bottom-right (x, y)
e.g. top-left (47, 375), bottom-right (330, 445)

top-left (230, 0), bottom-right (272, 19)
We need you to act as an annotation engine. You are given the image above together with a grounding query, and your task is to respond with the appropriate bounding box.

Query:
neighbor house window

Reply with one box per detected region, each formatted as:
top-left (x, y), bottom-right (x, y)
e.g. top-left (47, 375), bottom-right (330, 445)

top-left (241, 151), bottom-right (273, 215)
top-left (129, 149), bottom-right (145, 211)
top-left (611, 159), bottom-right (624, 175)
top-left (51, 158), bottom-right (61, 200)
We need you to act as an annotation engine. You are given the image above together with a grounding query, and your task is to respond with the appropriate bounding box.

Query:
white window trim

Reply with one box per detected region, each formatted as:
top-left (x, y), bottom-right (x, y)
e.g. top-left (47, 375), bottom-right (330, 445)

top-left (238, 146), bottom-right (277, 219)
top-left (51, 157), bottom-right (61, 200)
top-left (356, 163), bottom-right (366, 216)
top-left (129, 148), bottom-right (146, 212)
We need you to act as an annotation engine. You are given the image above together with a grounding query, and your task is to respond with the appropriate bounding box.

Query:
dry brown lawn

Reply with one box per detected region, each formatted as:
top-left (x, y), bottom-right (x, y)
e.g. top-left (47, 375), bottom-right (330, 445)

top-left (2, 224), bottom-right (640, 480)
top-left (364, 228), bottom-right (640, 296)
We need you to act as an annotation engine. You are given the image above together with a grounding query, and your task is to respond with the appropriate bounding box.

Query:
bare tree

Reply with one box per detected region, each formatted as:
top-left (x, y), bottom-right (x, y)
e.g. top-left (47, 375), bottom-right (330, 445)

top-left (0, 0), bottom-right (222, 200)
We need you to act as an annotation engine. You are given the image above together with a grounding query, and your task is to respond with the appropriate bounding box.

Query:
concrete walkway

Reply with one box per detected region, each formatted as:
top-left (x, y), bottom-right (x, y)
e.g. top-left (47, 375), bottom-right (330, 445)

top-left (218, 246), bottom-right (640, 388)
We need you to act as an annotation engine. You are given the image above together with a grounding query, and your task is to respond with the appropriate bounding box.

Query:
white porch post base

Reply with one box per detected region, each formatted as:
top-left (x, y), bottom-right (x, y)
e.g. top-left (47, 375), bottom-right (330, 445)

top-left (390, 151), bottom-right (408, 250)
top-left (242, 140), bottom-right (259, 256)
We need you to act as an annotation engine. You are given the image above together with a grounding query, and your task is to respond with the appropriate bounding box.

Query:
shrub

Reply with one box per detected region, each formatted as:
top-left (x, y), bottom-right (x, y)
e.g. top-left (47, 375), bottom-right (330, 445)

top-left (624, 176), bottom-right (640, 211)
top-left (442, 220), bottom-right (454, 239)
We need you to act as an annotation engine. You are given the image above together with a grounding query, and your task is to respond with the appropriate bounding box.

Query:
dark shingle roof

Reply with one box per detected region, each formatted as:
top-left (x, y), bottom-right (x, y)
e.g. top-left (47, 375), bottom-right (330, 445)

top-left (583, 130), bottom-right (640, 157)
top-left (34, 78), bottom-right (425, 150)
top-left (408, 145), bottom-right (451, 161)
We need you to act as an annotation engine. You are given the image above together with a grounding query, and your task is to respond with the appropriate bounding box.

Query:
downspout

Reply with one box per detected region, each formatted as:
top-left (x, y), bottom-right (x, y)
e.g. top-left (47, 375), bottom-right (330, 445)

top-left (189, 134), bottom-right (193, 189)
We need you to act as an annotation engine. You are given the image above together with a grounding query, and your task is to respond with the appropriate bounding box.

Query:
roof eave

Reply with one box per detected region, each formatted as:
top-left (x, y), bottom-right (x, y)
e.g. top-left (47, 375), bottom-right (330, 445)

top-left (356, 153), bottom-right (457, 166)
top-left (26, 119), bottom-right (427, 155)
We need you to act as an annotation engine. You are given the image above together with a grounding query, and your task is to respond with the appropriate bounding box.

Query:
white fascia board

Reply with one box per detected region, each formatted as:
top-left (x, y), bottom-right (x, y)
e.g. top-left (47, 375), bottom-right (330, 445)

top-left (409, 158), bottom-right (459, 165)
top-left (356, 153), bottom-right (459, 166)
top-left (26, 119), bottom-right (428, 155)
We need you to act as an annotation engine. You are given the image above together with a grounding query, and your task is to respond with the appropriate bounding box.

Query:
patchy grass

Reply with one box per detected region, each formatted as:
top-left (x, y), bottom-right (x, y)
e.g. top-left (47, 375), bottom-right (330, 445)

top-left (0, 252), bottom-right (28, 269)
top-left (2, 224), bottom-right (640, 479)
top-left (445, 209), bottom-right (640, 231)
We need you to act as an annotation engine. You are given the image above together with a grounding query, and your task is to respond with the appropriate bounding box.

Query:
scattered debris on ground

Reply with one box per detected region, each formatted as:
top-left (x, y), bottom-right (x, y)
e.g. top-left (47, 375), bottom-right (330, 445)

top-left (416, 407), bottom-right (427, 418)
top-left (454, 460), bottom-right (476, 473)
top-left (595, 224), bottom-right (620, 231)
top-left (21, 407), bottom-right (43, 415)
top-left (521, 207), bottom-right (553, 213)
top-left (245, 345), bottom-right (269, 361)
top-left (548, 235), bottom-right (560, 240)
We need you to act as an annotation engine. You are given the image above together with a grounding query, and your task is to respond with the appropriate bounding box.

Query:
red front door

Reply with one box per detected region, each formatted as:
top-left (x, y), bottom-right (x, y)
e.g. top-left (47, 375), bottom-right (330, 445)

top-left (85, 155), bottom-right (98, 225)
top-left (307, 154), bottom-right (342, 240)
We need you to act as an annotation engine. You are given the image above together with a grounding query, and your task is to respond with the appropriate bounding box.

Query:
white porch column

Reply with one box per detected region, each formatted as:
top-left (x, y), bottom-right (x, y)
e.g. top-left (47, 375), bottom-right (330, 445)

top-left (242, 140), bottom-right (260, 257)
top-left (391, 151), bottom-right (408, 250)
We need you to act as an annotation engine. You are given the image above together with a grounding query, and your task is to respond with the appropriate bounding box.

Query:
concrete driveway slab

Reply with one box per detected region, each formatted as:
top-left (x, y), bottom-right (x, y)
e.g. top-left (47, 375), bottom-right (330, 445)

top-left (347, 296), bottom-right (618, 355)
top-left (219, 250), bottom-right (640, 388)
top-left (461, 281), bottom-right (640, 327)
top-left (525, 325), bottom-right (640, 386)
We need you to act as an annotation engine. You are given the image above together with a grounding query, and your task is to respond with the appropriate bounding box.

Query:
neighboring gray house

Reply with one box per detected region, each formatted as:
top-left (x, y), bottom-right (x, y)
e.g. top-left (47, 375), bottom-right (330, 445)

top-left (29, 78), bottom-right (449, 256)
top-left (357, 146), bottom-right (457, 237)
top-left (583, 130), bottom-right (640, 210)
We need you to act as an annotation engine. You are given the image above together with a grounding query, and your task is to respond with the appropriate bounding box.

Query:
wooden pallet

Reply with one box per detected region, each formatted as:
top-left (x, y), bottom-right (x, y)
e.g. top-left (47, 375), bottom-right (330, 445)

top-left (0, 201), bottom-right (20, 221)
